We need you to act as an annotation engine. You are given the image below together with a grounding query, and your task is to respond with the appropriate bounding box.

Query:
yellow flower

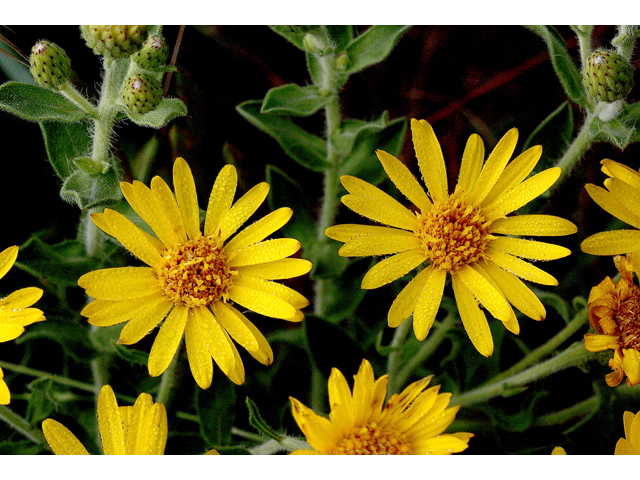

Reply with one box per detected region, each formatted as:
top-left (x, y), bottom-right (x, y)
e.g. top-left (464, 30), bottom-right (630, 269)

top-left (0, 245), bottom-right (45, 405)
top-left (584, 255), bottom-right (640, 387)
top-left (78, 158), bottom-right (311, 388)
top-left (289, 359), bottom-right (472, 455)
top-left (42, 385), bottom-right (167, 454)
top-left (615, 409), bottom-right (640, 454)
top-left (326, 119), bottom-right (576, 356)
top-left (581, 159), bottom-right (640, 274)
top-left (551, 446), bottom-right (566, 454)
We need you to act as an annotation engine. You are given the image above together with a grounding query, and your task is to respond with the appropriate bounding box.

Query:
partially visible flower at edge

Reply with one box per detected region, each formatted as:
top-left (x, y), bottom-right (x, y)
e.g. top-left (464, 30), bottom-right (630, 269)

top-left (584, 255), bottom-right (640, 387)
top-left (0, 245), bottom-right (45, 405)
top-left (326, 119), bottom-right (576, 356)
top-left (581, 158), bottom-right (640, 275)
top-left (42, 385), bottom-right (167, 455)
top-left (551, 446), bottom-right (566, 454)
top-left (289, 359), bottom-right (472, 454)
top-left (615, 409), bottom-right (640, 454)
top-left (78, 158), bottom-right (312, 389)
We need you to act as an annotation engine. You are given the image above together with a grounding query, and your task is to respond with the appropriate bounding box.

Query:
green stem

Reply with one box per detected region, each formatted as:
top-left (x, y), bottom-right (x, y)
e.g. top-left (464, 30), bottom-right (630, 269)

top-left (60, 82), bottom-right (99, 117)
top-left (385, 317), bottom-right (412, 396)
top-left (451, 343), bottom-right (593, 408)
top-left (491, 308), bottom-right (588, 383)
top-left (0, 405), bottom-right (47, 447)
top-left (155, 342), bottom-right (182, 408)
top-left (248, 435), bottom-right (311, 455)
top-left (614, 25), bottom-right (638, 61)
top-left (533, 395), bottom-right (598, 427)
top-left (309, 366), bottom-right (326, 414)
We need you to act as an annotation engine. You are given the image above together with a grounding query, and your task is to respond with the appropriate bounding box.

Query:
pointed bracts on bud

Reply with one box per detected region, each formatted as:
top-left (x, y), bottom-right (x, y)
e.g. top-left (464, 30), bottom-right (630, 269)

top-left (132, 35), bottom-right (169, 71)
top-left (583, 49), bottom-right (635, 103)
top-left (29, 41), bottom-right (71, 90)
top-left (121, 73), bottom-right (163, 114)
top-left (80, 25), bottom-right (150, 58)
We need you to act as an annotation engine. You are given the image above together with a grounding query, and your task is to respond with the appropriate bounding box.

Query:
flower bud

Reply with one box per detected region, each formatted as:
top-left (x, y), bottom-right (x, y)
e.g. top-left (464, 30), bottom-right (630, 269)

top-left (121, 73), bottom-right (162, 114)
top-left (334, 52), bottom-right (349, 71)
top-left (132, 35), bottom-right (169, 71)
top-left (29, 40), bottom-right (71, 90)
top-left (80, 25), bottom-right (150, 58)
top-left (583, 49), bottom-right (635, 103)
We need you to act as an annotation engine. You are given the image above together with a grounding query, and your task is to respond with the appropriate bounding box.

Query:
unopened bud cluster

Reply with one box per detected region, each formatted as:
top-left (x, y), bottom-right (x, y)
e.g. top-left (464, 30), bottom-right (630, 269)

top-left (583, 49), bottom-right (635, 103)
top-left (121, 73), bottom-right (163, 114)
top-left (80, 25), bottom-right (150, 58)
top-left (29, 41), bottom-right (71, 90)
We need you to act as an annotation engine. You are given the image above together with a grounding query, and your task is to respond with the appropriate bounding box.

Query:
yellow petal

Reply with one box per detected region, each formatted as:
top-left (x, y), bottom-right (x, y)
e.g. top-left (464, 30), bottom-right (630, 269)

top-left (0, 246), bottom-right (18, 280)
top-left (455, 133), bottom-right (484, 195)
top-left (456, 264), bottom-right (512, 322)
top-left (219, 183), bottom-right (270, 242)
top-left (413, 267), bottom-right (446, 341)
top-left (376, 149), bottom-right (431, 212)
top-left (150, 175), bottom-right (188, 243)
top-left (227, 284), bottom-right (296, 319)
top-left (622, 348), bottom-right (640, 386)
top-left (90, 212), bottom-right (113, 237)
top-left (226, 238), bottom-right (301, 268)
top-left (387, 265), bottom-right (433, 328)
top-left (325, 224), bottom-right (412, 243)
top-left (585, 183), bottom-right (640, 229)
top-left (615, 438), bottom-right (637, 455)
top-left (98, 385), bottom-right (126, 455)
top-left (216, 303), bottom-right (273, 365)
top-left (416, 434), bottom-right (471, 455)
top-left (194, 306), bottom-right (238, 382)
top-left (224, 207), bottom-right (292, 254)
top-left (411, 119), bottom-right (448, 201)
top-left (236, 275), bottom-right (308, 309)
top-left (551, 446), bottom-right (566, 455)
top-left (42, 419), bottom-right (90, 455)
top-left (583, 333), bottom-right (620, 352)
top-left (0, 368), bottom-right (9, 405)
top-left (490, 236), bottom-right (571, 260)
top-left (486, 247), bottom-right (558, 286)
top-left (627, 409), bottom-right (640, 449)
top-left (131, 181), bottom-right (184, 248)
top-left (605, 177), bottom-right (640, 222)
top-left (118, 297), bottom-right (174, 345)
top-left (452, 274), bottom-right (493, 357)
top-left (0, 287), bottom-right (43, 309)
top-left (127, 397), bottom-right (167, 455)
top-left (468, 128), bottom-right (518, 205)
top-left (185, 312), bottom-right (213, 389)
top-left (0, 323), bottom-right (25, 342)
top-left (78, 267), bottom-right (162, 300)
top-left (489, 214), bottom-right (577, 236)
top-left (581, 230), bottom-right (640, 256)
top-left (204, 165), bottom-right (238, 237)
top-left (361, 249), bottom-right (426, 290)
top-left (482, 144), bottom-right (541, 207)
top-left (339, 231), bottom-right (421, 257)
top-left (236, 258), bottom-right (312, 280)
top-left (103, 209), bottom-right (164, 267)
top-left (211, 301), bottom-right (258, 352)
top-left (327, 367), bottom-right (354, 429)
top-left (290, 397), bottom-right (339, 453)
top-left (83, 294), bottom-right (161, 327)
top-left (602, 158), bottom-right (640, 189)
top-left (0, 305), bottom-right (45, 329)
top-left (351, 360), bottom-right (376, 427)
top-left (148, 305), bottom-right (189, 377)
top-left (173, 157), bottom-right (202, 241)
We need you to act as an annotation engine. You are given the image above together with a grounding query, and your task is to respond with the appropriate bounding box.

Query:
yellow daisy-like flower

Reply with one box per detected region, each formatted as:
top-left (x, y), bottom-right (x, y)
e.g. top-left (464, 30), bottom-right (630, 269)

top-left (615, 409), bottom-right (640, 455)
top-left (42, 385), bottom-right (167, 455)
top-left (551, 446), bottom-right (566, 454)
top-left (581, 158), bottom-right (640, 274)
top-left (78, 158), bottom-right (311, 388)
top-left (0, 245), bottom-right (45, 405)
top-left (326, 119), bottom-right (576, 356)
top-left (584, 255), bottom-right (640, 387)
top-left (289, 359), bottom-right (472, 455)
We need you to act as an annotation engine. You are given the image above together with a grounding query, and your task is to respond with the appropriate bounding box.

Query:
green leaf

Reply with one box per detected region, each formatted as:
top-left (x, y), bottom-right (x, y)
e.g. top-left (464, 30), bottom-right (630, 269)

top-left (111, 341), bottom-right (149, 365)
top-left (591, 115), bottom-right (636, 149)
top-left (0, 81), bottom-right (90, 122)
top-left (40, 120), bottom-right (93, 180)
top-left (261, 84), bottom-right (333, 117)
top-left (236, 100), bottom-right (329, 171)
top-left (323, 258), bottom-right (373, 323)
top-left (304, 315), bottom-right (366, 379)
top-left (525, 26), bottom-right (586, 106)
top-left (523, 101), bottom-right (574, 174)
top-left (246, 397), bottom-right (283, 441)
top-left (197, 373), bottom-right (236, 447)
top-left (265, 165), bottom-right (316, 251)
top-left (343, 26), bottom-right (411, 75)
top-left (16, 322), bottom-right (95, 363)
top-left (15, 236), bottom-right (104, 286)
top-left (124, 98), bottom-right (187, 128)
top-left (326, 26), bottom-right (354, 52)
top-left (306, 51), bottom-right (322, 86)
top-left (268, 26), bottom-right (311, 50)
top-left (59, 167), bottom-right (122, 210)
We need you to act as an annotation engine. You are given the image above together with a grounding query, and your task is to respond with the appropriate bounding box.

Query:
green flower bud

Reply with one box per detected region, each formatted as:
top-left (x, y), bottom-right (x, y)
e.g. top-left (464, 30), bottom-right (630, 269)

top-left (334, 52), bottom-right (349, 71)
top-left (132, 35), bottom-right (169, 71)
top-left (29, 40), bottom-right (71, 89)
top-left (80, 25), bottom-right (150, 58)
top-left (583, 49), bottom-right (635, 103)
top-left (302, 33), bottom-right (319, 54)
top-left (121, 73), bottom-right (163, 114)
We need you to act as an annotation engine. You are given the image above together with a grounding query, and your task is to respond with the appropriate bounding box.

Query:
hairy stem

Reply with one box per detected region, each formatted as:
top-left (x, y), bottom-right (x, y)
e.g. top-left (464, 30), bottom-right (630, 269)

top-left (0, 405), bottom-right (47, 447)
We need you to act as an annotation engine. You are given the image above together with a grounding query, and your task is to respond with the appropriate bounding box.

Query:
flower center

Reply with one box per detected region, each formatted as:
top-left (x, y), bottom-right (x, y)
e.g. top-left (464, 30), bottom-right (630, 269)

top-left (615, 286), bottom-right (640, 350)
top-left (332, 423), bottom-right (410, 455)
top-left (156, 236), bottom-right (236, 308)
top-left (416, 195), bottom-right (491, 272)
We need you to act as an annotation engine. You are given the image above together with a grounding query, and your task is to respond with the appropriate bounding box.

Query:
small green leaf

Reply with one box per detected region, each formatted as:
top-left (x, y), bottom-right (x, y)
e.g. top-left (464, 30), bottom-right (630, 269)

top-left (111, 341), bottom-right (149, 365)
top-left (343, 26), bottom-right (411, 75)
top-left (72, 156), bottom-right (110, 175)
top-left (124, 97), bottom-right (187, 128)
top-left (237, 100), bottom-right (329, 171)
top-left (40, 120), bottom-right (93, 180)
top-left (268, 26), bottom-right (311, 50)
top-left (261, 84), bottom-right (332, 117)
top-left (246, 397), bottom-right (283, 441)
top-left (326, 26), bottom-right (354, 52)
top-left (591, 115), bottom-right (635, 149)
top-left (197, 373), bottom-right (236, 447)
top-left (523, 101), bottom-right (574, 174)
top-left (0, 81), bottom-right (90, 122)
top-left (525, 26), bottom-right (586, 106)
top-left (59, 167), bottom-right (122, 210)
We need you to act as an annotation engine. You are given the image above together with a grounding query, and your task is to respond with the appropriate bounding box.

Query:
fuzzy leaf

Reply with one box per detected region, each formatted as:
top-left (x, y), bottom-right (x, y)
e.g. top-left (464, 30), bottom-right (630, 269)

top-left (327, 26), bottom-right (354, 52)
top-left (343, 26), bottom-right (411, 74)
top-left (523, 101), bottom-right (574, 174)
top-left (268, 26), bottom-right (318, 50)
top-left (261, 84), bottom-right (333, 117)
top-left (0, 81), bottom-right (90, 122)
top-left (197, 373), bottom-right (236, 447)
top-left (59, 167), bottom-right (122, 210)
top-left (124, 98), bottom-right (187, 128)
top-left (111, 342), bottom-right (149, 365)
top-left (246, 397), bottom-right (282, 441)
top-left (40, 120), bottom-right (93, 180)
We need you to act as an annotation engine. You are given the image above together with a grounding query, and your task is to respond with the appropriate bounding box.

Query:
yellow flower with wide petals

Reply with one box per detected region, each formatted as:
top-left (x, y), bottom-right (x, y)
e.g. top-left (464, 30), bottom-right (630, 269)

top-left (0, 245), bottom-right (45, 405)
top-left (326, 119), bottom-right (576, 356)
top-left (615, 409), bottom-right (640, 455)
top-left (78, 158), bottom-right (311, 388)
top-left (43, 385), bottom-right (167, 455)
top-left (584, 255), bottom-right (640, 387)
top-left (582, 159), bottom-right (640, 274)
top-left (289, 359), bottom-right (472, 455)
